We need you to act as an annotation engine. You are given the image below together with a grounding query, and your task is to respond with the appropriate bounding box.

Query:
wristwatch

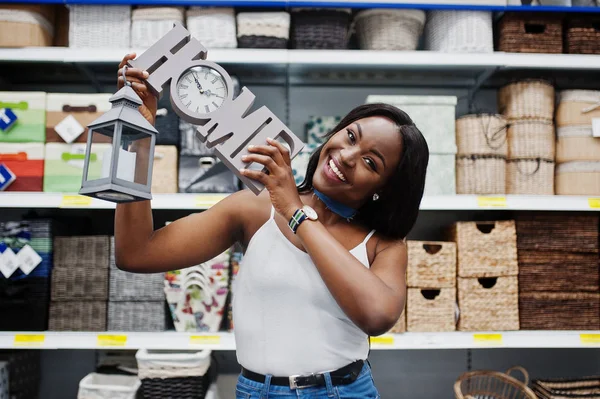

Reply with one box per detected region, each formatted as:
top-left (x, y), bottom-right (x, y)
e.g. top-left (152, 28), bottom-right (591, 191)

top-left (288, 205), bottom-right (318, 234)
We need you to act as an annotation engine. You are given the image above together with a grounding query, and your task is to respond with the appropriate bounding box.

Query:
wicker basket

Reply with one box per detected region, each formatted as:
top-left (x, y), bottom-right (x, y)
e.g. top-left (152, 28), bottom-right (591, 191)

top-left (456, 155), bottom-right (507, 195)
top-left (457, 276), bottom-right (520, 331)
top-left (49, 300), bottom-right (107, 331)
top-left (519, 292), bottom-right (600, 330)
top-left (50, 265), bottom-right (109, 301)
top-left (455, 367), bottom-right (538, 399)
top-left (186, 7), bottom-right (237, 49)
top-left (555, 161), bottom-right (600, 195)
top-left (556, 126), bottom-right (600, 162)
top-left (407, 241), bottom-right (456, 288)
top-left (498, 80), bottom-right (555, 121)
top-left (507, 120), bottom-right (556, 159)
top-left (497, 12), bottom-right (563, 54)
top-left (456, 114), bottom-right (508, 156)
top-left (507, 158), bottom-right (555, 195)
top-left (533, 376), bottom-right (600, 399)
top-left (53, 236), bottom-right (110, 268)
top-left (425, 10), bottom-right (493, 53)
top-left (68, 5), bottom-right (131, 48)
top-left (236, 12), bottom-right (290, 49)
top-left (450, 220), bottom-right (518, 278)
top-left (556, 90), bottom-right (600, 127)
top-left (108, 301), bottom-right (166, 332)
top-left (407, 288), bottom-right (456, 332)
top-left (290, 8), bottom-right (351, 49)
top-left (354, 9), bottom-right (426, 51)
top-left (151, 145), bottom-right (178, 194)
top-left (566, 15), bottom-right (600, 54)
top-left (131, 7), bottom-right (184, 49)
top-left (0, 4), bottom-right (55, 47)
top-left (77, 373), bottom-right (141, 399)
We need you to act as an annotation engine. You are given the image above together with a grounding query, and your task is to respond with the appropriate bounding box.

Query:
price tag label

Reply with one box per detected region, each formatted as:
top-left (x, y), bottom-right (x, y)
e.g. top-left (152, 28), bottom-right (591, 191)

top-left (55, 115), bottom-right (84, 143)
top-left (477, 196), bottom-right (507, 208)
top-left (195, 194), bottom-right (227, 208)
top-left (589, 198), bottom-right (600, 209)
top-left (14, 334), bottom-right (45, 346)
top-left (16, 244), bottom-right (43, 275)
top-left (0, 247), bottom-right (19, 278)
top-left (473, 334), bottom-right (503, 345)
top-left (189, 335), bottom-right (221, 346)
top-left (60, 195), bottom-right (92, 208)
top-left (580, 334), bottom-right (600, 345)
top-left (370, 336), bottom-right (394, 346)
top-left (97, 334), bottom-right (127, 347)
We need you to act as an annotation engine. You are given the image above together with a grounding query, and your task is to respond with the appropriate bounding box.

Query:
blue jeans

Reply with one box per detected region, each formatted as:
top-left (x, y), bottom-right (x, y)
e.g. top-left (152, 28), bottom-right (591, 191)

top-left (235, 362), bottom-right (381, 399)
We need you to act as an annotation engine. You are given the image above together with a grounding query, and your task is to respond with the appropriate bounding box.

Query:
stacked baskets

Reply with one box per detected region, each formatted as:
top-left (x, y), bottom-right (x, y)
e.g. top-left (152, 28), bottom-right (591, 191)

top-left (186, 7), bottom-right (237, 49)
top-left (450, 221), bottom-right (520, 331)
top-left (565, 14), bottom-right (600, 54)
top-left (354, 9), bottom-right (425, 50)
top-left (236, 11), bottom-right (290, 49)
top-left (425, 10), bottom-right (494, 53)
top-left (406, 241), bottom-right (457, 332)
top-left (455, 114), bottom-right (508, 194)
top-left (68, 5), bottom-right (132, 48)
top-left (496, 12), bottom-right (564, 53)
top-left (130, 6), bottom-right (184, 49)
top-left (554, 90), bottom-right (600, 195)
top-left (499, 80), bottom-right (556, 195)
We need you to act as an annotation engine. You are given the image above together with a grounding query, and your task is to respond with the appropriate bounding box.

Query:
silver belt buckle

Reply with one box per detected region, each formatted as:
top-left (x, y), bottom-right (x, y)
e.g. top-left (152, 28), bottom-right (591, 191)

top-left (289, 374), bottom-right (315, 390)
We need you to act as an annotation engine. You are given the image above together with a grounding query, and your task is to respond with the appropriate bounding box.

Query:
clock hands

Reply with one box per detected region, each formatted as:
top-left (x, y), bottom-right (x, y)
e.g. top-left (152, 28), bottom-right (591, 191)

top-left (193, 72), bottom-right (204, 93)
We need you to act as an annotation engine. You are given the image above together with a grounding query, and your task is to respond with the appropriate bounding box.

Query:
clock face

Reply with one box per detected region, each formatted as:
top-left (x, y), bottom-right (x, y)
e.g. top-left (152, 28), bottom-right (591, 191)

top-left (176, 66), bottom-right (228, 115)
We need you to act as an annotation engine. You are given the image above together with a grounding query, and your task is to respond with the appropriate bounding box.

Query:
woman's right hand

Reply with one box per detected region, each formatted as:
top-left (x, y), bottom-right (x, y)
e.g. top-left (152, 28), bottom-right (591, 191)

top-left (117, 53), bottom-right (158, 126)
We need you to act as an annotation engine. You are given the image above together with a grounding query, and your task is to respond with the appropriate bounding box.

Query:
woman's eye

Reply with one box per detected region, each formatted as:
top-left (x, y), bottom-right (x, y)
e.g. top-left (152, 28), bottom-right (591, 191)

top-left (365, 158), bottom-right (377, 171)
top-left (347, 129), bottom-right (356, 143)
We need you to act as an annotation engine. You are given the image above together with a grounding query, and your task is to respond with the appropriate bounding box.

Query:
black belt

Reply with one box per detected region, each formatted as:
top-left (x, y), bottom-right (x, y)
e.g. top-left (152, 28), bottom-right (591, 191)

top-left (241, 359), bottom-right (364, 389)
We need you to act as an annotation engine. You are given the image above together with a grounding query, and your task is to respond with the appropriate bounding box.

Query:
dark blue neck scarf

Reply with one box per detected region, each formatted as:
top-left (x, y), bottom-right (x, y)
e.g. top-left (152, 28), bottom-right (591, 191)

top-left (313, 189), bottom-right (357, 219)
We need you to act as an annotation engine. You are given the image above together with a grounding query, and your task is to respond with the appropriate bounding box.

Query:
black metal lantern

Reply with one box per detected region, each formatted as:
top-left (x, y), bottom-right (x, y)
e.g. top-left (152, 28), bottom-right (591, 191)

top-left (79, 72), bottom-right (158, 203)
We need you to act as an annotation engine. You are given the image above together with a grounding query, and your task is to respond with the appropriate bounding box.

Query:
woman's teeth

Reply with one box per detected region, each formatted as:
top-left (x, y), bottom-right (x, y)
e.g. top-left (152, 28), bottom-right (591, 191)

top-left (329, 159), bottom-right (346, 182)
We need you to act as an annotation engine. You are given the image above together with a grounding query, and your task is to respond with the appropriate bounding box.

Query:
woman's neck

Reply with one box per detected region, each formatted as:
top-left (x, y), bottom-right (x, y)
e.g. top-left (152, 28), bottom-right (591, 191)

top-left (301, 190), bottom-right (357, 226)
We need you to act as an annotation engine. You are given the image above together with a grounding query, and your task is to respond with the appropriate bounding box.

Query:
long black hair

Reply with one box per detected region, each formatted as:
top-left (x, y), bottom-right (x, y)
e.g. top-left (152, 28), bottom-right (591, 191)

top-left (297, 103), bottom-right (429, 240)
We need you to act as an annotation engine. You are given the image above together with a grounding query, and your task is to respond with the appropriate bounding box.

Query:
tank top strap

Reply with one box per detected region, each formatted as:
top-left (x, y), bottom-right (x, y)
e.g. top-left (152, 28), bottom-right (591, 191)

top-left (270, 205), bottom-right (275, 220)
top-left (362, 229), bottom-right (377, 246)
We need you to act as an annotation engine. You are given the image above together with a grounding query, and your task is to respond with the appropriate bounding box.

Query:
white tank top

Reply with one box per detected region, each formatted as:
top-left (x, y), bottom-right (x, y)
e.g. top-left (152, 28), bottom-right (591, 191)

top-left (232, 206), bottom-right (376, 376)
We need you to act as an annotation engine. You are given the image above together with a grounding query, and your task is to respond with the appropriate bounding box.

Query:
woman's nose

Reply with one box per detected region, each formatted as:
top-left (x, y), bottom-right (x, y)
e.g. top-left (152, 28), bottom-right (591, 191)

top-left (339, 147), bottom-right (358, 168)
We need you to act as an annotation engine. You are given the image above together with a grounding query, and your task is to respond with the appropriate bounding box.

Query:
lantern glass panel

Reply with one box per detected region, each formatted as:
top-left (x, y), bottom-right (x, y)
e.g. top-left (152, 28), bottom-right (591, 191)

top-left (114, 124), bottom-right (153, 186)
top-left (86, 125), bottom-right (115, 182)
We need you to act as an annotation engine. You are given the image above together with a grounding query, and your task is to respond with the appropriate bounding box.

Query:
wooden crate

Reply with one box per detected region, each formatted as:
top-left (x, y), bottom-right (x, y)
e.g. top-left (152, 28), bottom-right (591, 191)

top-left (407, 288), bottom-right (456, 332)
top-left (407, 241), bottom-right (456, 288)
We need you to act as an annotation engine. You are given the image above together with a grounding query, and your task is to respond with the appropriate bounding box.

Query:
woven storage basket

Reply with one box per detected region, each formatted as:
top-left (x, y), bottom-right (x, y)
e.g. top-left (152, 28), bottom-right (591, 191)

top-left (456, 155), bottom-right (506, 195)
top-left (455, 367), bottom-right (538, 399)
top-left (131, 7), bottom-right (184, 49)
top-left (291, 8), bottom-right (351, 49)
top-left (456, 114), bottom-right (508, 156)
top-left (556, 126), bottom-right (600, 162)
top-left (457, 276), bottom-right (519, 331)
top-left (425, 10), bottom-right (493, 53)
top-left (0, 4), bottom-right (55, 47)
top-left (49, 300), bottom-right (107, 331)
top-left (151, 145), bottom-right (178, 194)
top-left (517, 250), bottom-right (599, 292)
top-left (50, 265), bottom-right (109, 301)
top-left (68, 5), bottom-right (131, 48)
top-left (54, 236), bottom-right (110, 267)
top-left (77, 373), bottom-right (141, 399)
top-left (407, 241), bottom-right (456, 288)
top-left (449, 220), bottom-right (518, 278)
top-left (186, 7), bottom-right (237, 49)
top-left (519, 292), bottom-right (600, 330)
top-left (507, 120), bottom-right (556, 159)
top-left (533, 377), bottom-right (600, 399)
top-left (556, 161), bottom-right (600, 195)
top-left (507, 158), bottom-right (555, 195)
top-left (108, 302), bottom-right (166, 332)
top-left (354, 9), bottom-right (426, 51)
top-left (497, 12), bottom-right (563, 53)
top-left (237, 12), bottom-right (290, 49)
top-left (498, 80), bottom-right (555, 121)
top-left (407, 288), bottom-right (456, 332)
top-left (556, 90), bottom-right (600, 127)
top-left (566, 15), bottom-right (600, 54)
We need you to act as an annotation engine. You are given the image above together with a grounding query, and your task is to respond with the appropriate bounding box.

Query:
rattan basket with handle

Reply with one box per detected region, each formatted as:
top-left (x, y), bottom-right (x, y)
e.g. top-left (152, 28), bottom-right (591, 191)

top-left (407, 240), bottom-right (456, 288)
top-left (507, 120), bottom-right (555, 159)
top-left (507, 158), bottom-right (555, 195)
top-left (456, 155), bottom-right (506, 195)
top-left (456, 114), bottom-right (508, 156)
top-left (455, 366), bottom-right (537, 399)
top-left (498, 80), bottom-right (555, 121)
top-left (497, 12), bottom-right (563, 54)
top-left (353, 9), bottom-right (426, 50)
top-left (407, 288), bottom-right (456, 332)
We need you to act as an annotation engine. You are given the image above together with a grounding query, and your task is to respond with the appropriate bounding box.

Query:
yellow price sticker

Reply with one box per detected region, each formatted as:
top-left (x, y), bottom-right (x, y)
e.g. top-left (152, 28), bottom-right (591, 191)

top-left (195, 194), bottom-right (227, 208)
top-left (14, 334), bottom-right (45, 346)
top-left (477, 196), bottom-right (507, 208)
top-left (97, 334), bottom-right (127, 347)
top-left (589, 198), bottom-right (600, 209)
top-left (473, 334), bottom-right (503, 345)
top-left (189, 335), bottom-right (221, 346)
top-left (60, 195), bottom-right (92, 208)
top-left (580, 334), bottom-right (600, 345)
top-left (370, 336), bottom-right (394, 345)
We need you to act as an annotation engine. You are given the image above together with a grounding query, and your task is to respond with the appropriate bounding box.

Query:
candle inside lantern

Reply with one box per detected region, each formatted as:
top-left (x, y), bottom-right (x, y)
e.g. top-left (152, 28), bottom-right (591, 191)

top-left (101, 146), bottom-right (136, 182)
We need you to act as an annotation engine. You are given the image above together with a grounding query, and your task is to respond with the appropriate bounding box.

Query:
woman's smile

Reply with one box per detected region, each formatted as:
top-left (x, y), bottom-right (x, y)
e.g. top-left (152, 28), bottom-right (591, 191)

top-left (323, 155), bottom-right (348, 184)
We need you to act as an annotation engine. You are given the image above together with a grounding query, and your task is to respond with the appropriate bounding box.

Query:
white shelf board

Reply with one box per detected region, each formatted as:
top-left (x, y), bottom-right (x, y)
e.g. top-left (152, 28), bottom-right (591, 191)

top-left (1, 331), bottom-right (598, 350)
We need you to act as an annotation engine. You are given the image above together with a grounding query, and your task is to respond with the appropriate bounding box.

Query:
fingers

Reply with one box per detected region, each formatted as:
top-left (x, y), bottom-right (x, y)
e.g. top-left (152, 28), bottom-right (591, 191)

top-left (239, 168), bottom-right (268, 185)
top-left (118, 53), bottom-right (136, 69)
top-left (248, 141), bottom-right (285, 166)
top-left (267, 137), bottom-right (291, 164)
top-left (117, 76), bottom-right (148, 93)
top-left (117, 66), bottom-right (149, 81)
top-left (241, 153), bottom-right (277, 173)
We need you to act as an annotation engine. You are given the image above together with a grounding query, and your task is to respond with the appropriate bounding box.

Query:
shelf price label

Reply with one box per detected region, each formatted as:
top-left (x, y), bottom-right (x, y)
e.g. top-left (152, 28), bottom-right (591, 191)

top-left (589, 198), bottom-right (600, 209)
top-left (370, 335), bottom-right (394, 346)
top-left (473, 334), bottom-right (503, 345)
top-left (14, 334), bottom-right (45, 346)
top-left (195, 194), bottom-right (227, 208)
top-left (97, 334), bottom-right (127, 347)
top-left (189, 335), bottom-right (221, 346)
top-left (60, 194), bottom-right (92, 208)
top-left (580, 334), bottom-right (600, 345)
top-left (477, 196), bottom-right (507, 208)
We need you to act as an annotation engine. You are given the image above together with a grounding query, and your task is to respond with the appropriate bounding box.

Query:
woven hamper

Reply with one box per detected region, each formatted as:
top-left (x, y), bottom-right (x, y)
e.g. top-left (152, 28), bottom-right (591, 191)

top-left (407, 241), bottom-right (456, 288)
top-left (555, 161), bottom-right (600, 195)
top-left (425, 10), bottom-right (493, 53)
top-left (50, 265), bottom-right (109, 301)
top-left (68, 5), bottom-right (131, 48)
top-left (186, 7), bottom-right (237, 49)
top-left (49, 301), bottom-right (107, 331)
top-left (497, 12), bottom-right (563, 54)
top-left (507, 158), bottom-right (555, 195)
top-left (455, 367), bottom-right (538, 399)
top-left (77, 373), bottom-right (140, 399)
top-left (291, 8), bottom-right (351, 49)
top-left (498, 80), bottom-right (555, 121)
top-left (517, 251), bottom-right (599, 292)
top-left (0, 4), bottom-right (55, 47)
top-left (53, 236), bottom-right (110, 268)
top-left (457, 276), bottom-right (519, 331)
top-left (556, 90), bottom-right (600, 127)
top-left (556, 126), bottom-right (600, 162)
top-left (131, 7), bottom-right (184, 49)
top-left (108, 302), bottom-right (166, 332)
top-left (237, 12), bottom-right (290, 49)
top-left (519, 292), bottom-right (600, 330)
top-left (566, 15), bottom-right (600, 54)
top-left (507, 120), bottom-right (555, 159)
top-left (354, 9), bottom-right (426, 51)
top-left (456, 155), bottom-right (506, 195)
top-left (449, 220), bottom-right (518, 278)
top-left (151, 145), bottom-right (178, 194)
top-left (407, 288), bottom-right (456, 332)
top-left (533, 377), bottom-right (600, 399)
top-left (456, 114), bottom-right (508, 156)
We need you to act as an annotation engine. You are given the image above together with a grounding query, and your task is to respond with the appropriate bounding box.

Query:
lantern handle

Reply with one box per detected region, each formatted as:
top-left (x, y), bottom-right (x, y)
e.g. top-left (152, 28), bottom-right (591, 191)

top-left (122, 65), bottom-right (132, 87)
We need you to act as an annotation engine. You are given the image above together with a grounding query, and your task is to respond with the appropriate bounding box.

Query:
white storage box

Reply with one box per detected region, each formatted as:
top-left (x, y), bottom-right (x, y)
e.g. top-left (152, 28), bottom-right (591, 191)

top-left (135, 349), bottom-right (211, 379)
top-left (425, 154), bottom-right (456, 195)
top-left (68, 5), bottom-right (131, 48)
top-left (187, 7), bottom-right (237, 48)
top-left (131, 7), bottom-right (184, 49)
top-left (425, 10), bottom-right (494, 53)
top-left (77, 373), bottom-right (140, 399)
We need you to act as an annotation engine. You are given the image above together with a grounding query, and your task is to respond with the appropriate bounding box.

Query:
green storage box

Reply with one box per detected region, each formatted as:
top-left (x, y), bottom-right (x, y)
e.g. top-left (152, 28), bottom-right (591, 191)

top-left (0, 91), bottom-right (46, 142)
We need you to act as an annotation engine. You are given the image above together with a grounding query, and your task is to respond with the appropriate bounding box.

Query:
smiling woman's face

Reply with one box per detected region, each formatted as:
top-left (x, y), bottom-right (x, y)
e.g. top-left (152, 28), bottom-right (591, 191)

top-left (312, 115), bottom-right (404, 209)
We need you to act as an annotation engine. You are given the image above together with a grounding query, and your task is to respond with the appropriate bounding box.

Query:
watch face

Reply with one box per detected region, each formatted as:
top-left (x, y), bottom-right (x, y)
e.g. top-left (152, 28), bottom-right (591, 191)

top-left (303, 205), bottom-right (318, 221)
top-left (176, 66), bottom-right (228, 115)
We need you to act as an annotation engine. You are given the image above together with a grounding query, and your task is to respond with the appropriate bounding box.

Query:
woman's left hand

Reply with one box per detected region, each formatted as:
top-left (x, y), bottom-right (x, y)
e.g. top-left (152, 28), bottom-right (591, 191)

top-left (240, 138), bottom-right (303, 220)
